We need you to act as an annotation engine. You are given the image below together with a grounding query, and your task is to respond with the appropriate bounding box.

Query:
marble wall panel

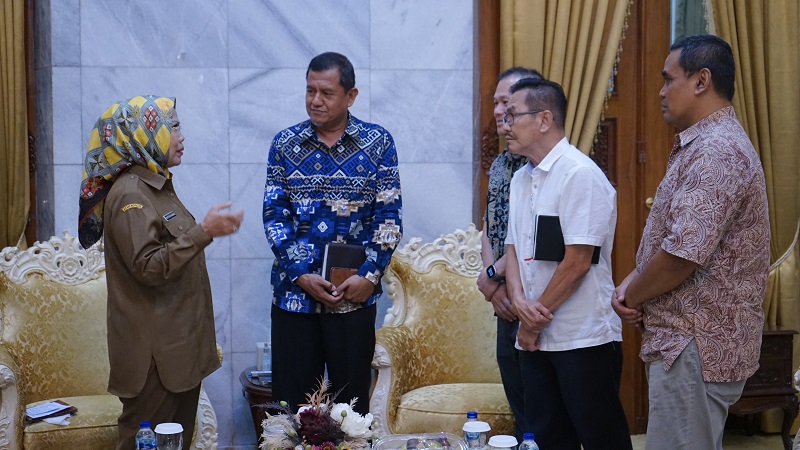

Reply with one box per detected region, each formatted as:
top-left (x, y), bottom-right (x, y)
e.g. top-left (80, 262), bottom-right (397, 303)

top-left (79, 68), bottom-right (230, 165)
top-left (205, 258), bottom-right (235, 448)
top-left (34, 0), bottom-right (51, 71)
top-left (35, 67), bottom-right (53, 168)
top-left (34, 60), bottom-right (55, 240)
top-left (208, 258), bottom-right (233, 355)
top-left (229, 163), bottom-right (271, 259)
top-left (171, 163), bottom-right (231, 261)
top-left (371, 0), bottom-right (473, 70)
top-left (204, 355), bottom-right (234, 447)
top-left (52, 67), bottom-right (83, 165)
top-left (230, 258), bottom-right (272, 354)
top-left (230, 351), bottom-right (260, 445)
top-left (228, 0), bottom-right (370, 69)
top-left (229, 68), bottom-right (371, 164)
top-left (53, 164), bottom-right (81, 237)
top-left (80, 2), bottom-right (227, 68)
top-left (229, 69), bottom-right (306, 164)
top-left (398, 162), bottom-right (474, 243)
top-left (51, 0), bottom-right (80, 66)
top-left (371, 70), bottom-right (473, 164)
top-left (35, 166), bottom-right (55, 240)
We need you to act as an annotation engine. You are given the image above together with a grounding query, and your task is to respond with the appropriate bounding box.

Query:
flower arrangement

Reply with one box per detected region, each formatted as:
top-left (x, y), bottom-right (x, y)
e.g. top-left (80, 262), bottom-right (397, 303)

top-left (260, 379), bottom-right (374, 450)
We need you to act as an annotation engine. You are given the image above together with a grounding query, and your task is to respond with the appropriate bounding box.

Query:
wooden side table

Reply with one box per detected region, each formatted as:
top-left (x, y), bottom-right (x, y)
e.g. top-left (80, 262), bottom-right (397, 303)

top-left (239, 368), bottom-right (273, 440)
top-left (728, 328), bottom-right (798, 450)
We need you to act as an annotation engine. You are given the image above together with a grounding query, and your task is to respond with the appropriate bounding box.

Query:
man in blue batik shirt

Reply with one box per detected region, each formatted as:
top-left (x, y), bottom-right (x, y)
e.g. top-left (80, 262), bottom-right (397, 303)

top-left (263, 52), bottom-right (402, 414)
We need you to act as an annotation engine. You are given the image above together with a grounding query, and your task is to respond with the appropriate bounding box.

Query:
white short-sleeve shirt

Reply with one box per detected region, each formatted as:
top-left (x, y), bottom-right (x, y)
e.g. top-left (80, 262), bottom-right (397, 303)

top-left (506, 137), bottom-right (622, 351)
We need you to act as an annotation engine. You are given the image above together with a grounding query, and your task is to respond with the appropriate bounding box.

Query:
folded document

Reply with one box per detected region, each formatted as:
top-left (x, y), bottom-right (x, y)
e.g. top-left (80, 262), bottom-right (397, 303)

top-left (25, 399), bottom-right (77, 424)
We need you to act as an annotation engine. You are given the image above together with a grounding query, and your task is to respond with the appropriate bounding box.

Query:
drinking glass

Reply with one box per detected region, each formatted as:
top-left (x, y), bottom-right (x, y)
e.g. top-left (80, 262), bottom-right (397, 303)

top-left (155, 422), bottom-right (184, 450)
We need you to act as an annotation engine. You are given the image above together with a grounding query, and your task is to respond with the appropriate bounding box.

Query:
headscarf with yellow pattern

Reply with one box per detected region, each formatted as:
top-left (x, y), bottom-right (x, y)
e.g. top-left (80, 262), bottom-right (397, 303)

top-left (78, 95), bottom-right (176, 249)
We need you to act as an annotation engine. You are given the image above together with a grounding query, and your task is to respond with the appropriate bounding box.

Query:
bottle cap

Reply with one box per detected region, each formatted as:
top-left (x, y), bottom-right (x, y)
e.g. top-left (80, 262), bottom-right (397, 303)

top-left (488, 435), bottom-right (518, 448)
top-left (522, 432), bottom-right (535, 441)
top-left (466, 410), bottom-right (478, 419)
top-left (139, 421), bottom-right (151, 428)
top-left (462, 420), bottom-right (491, 432)
top-left (154, 422), bottom-right (184, 434)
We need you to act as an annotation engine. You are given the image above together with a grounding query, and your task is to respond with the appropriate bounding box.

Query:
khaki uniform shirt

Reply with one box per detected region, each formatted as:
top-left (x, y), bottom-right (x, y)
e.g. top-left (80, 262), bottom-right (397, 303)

top-left (104, 165), bottom-right (220, 397)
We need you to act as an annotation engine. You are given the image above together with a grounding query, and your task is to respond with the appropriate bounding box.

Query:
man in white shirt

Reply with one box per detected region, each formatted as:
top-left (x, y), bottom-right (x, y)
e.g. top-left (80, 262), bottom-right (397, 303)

top-left (503, 78), bottom-right (631, 450)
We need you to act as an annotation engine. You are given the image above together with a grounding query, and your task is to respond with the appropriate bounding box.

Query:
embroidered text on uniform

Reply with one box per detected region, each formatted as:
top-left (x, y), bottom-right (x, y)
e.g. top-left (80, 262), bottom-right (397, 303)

top-left (121, 203), bottom-right (143, 212)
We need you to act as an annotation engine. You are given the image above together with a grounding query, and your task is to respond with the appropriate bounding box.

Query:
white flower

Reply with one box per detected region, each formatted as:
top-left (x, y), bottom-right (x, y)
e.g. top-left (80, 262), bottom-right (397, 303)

top-left (340, 409), bottom-right (373, 438)
top-left (330, 403), bottom-right (353, 425)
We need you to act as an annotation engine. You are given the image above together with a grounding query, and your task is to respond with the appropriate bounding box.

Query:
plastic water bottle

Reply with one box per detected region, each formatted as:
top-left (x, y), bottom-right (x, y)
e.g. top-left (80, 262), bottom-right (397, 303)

top-left (518, 432), bottom-right (539, 450)
top-left (135, 421), bottom-right (157, 449)
top-left (463, 415), bottom-right (490, 450)
top-left (464, 411), bottom-right (479, 443)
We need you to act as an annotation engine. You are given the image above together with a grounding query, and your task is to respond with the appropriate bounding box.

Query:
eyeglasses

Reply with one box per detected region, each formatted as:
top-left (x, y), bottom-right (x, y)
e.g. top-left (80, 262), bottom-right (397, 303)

top-left (502, 109), bottom-right (546, 126)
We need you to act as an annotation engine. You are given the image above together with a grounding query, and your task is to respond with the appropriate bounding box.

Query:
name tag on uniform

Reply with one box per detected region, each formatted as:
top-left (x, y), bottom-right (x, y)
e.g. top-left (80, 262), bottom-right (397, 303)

top-left (163, 211), bottom-right (177, 221)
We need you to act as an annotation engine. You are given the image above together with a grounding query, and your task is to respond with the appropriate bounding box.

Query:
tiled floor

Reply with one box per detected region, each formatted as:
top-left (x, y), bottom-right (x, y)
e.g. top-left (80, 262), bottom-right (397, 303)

top-left (630, 430), bottom-right (785, 449)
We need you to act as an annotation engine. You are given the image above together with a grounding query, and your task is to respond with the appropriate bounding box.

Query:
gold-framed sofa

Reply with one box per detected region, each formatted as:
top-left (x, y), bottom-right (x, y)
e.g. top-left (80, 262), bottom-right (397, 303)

top-left (369, 225), bottom-right (514, 437)
top-left (0, 232), bottom-right (218, 449)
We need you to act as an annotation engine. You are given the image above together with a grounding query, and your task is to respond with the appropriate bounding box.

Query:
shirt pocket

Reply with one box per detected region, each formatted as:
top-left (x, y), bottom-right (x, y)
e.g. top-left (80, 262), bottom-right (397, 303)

top-left (162, 211), bottom-right (195, 239)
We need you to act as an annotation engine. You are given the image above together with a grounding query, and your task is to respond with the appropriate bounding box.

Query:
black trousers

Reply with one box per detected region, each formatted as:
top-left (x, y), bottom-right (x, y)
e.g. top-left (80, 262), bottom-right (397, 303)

top-left (271, 304), bottom-right (376, 414)
top-left (496, 317), bottom-right (526, 440)
top-left (520, 341), bottom-right (631, 450)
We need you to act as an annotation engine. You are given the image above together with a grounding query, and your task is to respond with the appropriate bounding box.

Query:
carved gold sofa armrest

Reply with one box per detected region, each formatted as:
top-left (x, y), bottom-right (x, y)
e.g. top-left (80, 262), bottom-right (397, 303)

top-left (195, 384), bottom-right (219, 450)
top-left (0, 345), bottom-right (23, 450)
top-left (371, 325), bottom-right (424, 437)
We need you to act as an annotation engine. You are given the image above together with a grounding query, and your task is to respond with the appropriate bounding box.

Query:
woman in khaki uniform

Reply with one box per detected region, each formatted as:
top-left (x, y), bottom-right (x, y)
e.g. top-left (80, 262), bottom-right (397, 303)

top-left (78, 95), bottom-right (243, 449)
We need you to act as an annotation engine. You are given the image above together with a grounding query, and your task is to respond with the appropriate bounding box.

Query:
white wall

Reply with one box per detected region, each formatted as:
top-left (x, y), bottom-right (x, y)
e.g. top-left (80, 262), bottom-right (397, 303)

top-left (36, 1), bottom-right (476, 448)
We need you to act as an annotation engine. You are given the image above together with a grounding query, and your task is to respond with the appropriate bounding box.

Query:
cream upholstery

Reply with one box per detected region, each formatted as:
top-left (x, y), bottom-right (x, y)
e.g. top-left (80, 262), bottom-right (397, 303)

top-left (0, 232), bottom-right (218, 449)
top-left (370, 225), bottom-right (514, 437)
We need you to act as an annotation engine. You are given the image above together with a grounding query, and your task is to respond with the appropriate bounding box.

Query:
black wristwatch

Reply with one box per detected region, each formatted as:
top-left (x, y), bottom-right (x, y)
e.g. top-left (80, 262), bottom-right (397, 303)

top-left (486, 264), bottom-right (503, 282)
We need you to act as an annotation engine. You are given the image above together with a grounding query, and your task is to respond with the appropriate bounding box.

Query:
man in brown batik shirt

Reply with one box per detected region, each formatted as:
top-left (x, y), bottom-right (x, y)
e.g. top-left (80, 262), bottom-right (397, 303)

top-left (612, 35), bottom-right (770, 450)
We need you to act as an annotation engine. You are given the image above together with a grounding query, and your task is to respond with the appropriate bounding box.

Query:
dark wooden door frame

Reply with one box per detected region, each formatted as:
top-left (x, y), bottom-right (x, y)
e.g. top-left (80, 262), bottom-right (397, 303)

top-left (476, 0), bottom-right (501, 226)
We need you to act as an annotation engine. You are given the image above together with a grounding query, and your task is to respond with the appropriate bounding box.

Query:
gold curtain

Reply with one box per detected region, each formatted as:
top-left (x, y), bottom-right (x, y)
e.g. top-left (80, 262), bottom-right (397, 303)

top-left (0, 0), bottom-right (30, 249)
top-left (710, 0), bottom-right (800, 433)
top-left (499, 0), bottom-right (631, 154)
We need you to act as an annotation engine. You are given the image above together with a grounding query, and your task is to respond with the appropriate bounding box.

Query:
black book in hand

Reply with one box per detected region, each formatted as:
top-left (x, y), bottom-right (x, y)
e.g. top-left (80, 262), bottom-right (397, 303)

top-left (534, 215), bottom-right (601, 264)
top-left (322, 243), bottom-right (367, 286)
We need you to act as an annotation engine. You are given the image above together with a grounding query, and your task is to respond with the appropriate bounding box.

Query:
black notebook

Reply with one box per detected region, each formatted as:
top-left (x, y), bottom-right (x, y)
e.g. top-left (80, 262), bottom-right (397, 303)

top-left (533, 215), bottom-right (601, 264)
top-left (322, 243), bottom-right (367, 286)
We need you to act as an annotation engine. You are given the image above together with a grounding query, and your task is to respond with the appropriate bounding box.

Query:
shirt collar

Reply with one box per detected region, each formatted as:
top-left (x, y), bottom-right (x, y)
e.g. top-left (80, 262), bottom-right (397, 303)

top-left (524, 137), bottom-right (569, 174)
top-left (297, 112), bottom-right (365, 147)
top-left (129, 164), bottom-right (167, 190)
top-left (676, 106), bottom-right (736, 148)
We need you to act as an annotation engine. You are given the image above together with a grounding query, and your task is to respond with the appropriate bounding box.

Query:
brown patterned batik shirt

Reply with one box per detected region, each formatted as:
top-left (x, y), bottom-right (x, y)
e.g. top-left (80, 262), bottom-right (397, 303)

top-left (637, 106), bottom-right (770, 383)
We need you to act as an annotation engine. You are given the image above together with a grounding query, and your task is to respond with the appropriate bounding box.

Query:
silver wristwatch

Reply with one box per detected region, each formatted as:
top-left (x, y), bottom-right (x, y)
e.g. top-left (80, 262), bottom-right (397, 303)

top-left (364, 272), bottom-right (381, 286)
